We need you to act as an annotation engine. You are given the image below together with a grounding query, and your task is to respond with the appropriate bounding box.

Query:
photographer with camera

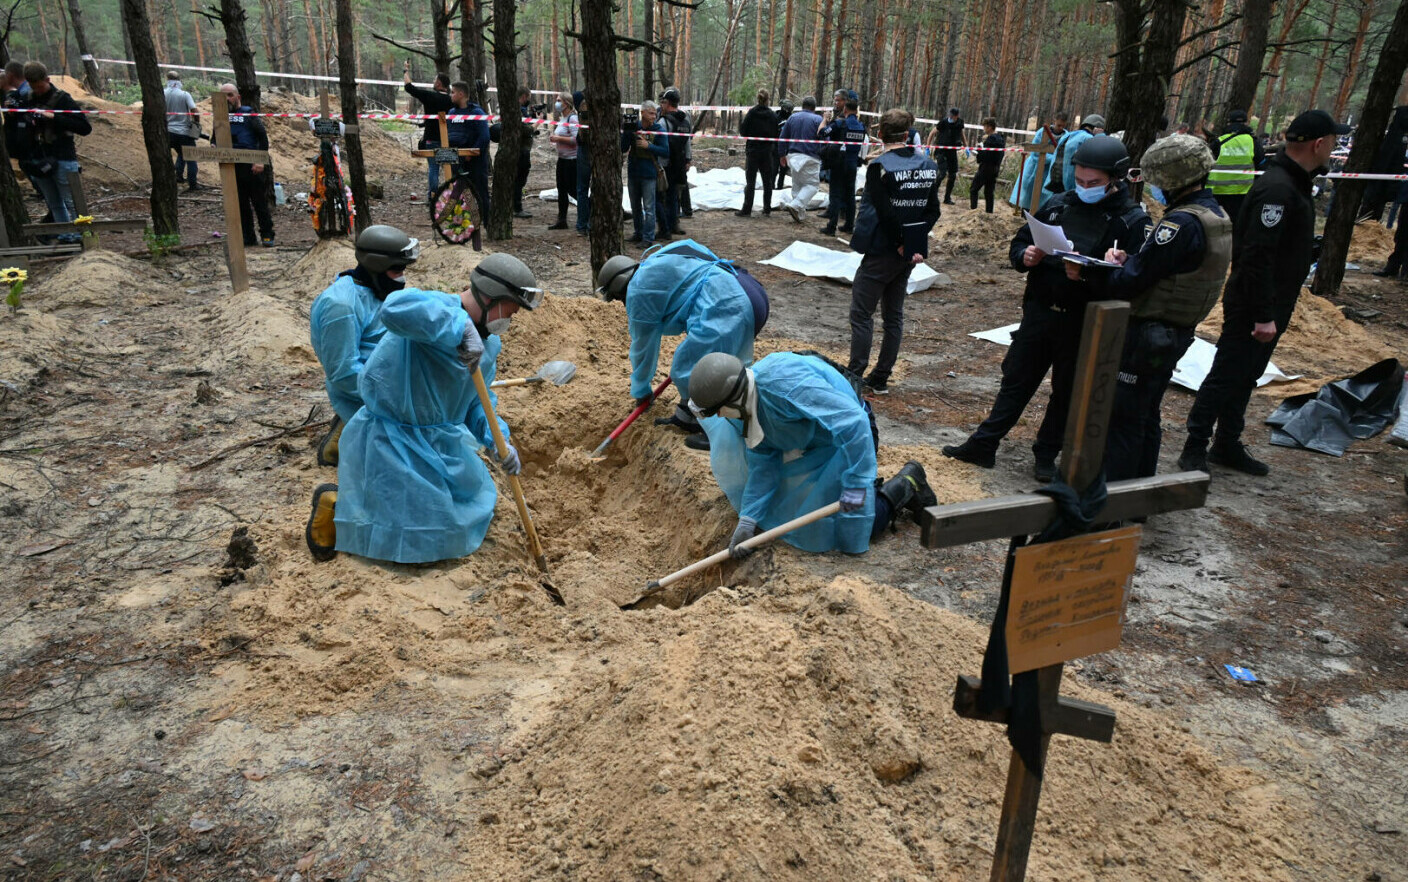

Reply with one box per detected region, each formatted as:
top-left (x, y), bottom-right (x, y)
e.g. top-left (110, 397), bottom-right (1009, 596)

top-left (16, 62), bottom-right (91, 242)
top-left (403, 63), bottom-right (453, 199)
top-left (620, 100), bottom-right (670, 248)
top-left (513, 87), bottom-right (540, 219)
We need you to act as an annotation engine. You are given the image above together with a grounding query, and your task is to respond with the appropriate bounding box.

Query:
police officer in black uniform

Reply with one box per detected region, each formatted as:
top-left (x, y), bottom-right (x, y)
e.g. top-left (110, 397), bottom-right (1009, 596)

top-left (821, 95), bottom-right (867, 235)
top-left (774, 99), bottom-right (794, 191)
top-left (943, 137), bottom-right (1148, 481)
top-left (220, 83), bottom-right (275, 247)
top-left (928, 107), bottom-right (965, 205)
top-left (845, 108), bottom-right (942, 394)
top-left (1086, 134), bottom-right (1233, 481)
top-left (1177, 109), bottom-right (1350, 477)
top-left (737, 89), bottom-right (780, 216)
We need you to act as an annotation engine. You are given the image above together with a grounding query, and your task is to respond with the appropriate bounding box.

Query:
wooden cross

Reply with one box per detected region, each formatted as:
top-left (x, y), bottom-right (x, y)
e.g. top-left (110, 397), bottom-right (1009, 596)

top-left (918, 301), bottom-right (1210, 882)
top-left (411, 112), bottom-right (481, 185)
top-left (313, 91), bottom-right (357, 142)
top-left (183, 94), bottom-right (274, 294)
top-left (1017, 141), bottom-right (1058, 217)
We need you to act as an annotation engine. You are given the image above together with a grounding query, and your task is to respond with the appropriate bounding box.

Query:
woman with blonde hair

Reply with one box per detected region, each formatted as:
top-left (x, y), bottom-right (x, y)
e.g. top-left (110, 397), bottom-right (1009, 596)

top-left (547, 92), bottom-right (580, 229)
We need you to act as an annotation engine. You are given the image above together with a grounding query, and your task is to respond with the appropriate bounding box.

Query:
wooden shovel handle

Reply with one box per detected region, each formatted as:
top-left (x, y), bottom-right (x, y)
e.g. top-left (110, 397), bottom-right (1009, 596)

top-left (470, 367), bottom-right (547, 571)
top-left (652, 502), bottom-right (842, 590)
top-left (490, 377), bottom-right (537, 388)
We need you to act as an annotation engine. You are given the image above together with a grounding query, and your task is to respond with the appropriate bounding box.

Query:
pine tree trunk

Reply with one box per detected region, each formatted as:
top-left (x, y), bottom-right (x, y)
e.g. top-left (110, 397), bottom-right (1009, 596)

top-left (642, 0), bottom-right (654, 100)
top-left (335, 0), bottom-right (371, 232)
top-left (120, 9), bottom-right (137, 82)
top-left (811, 0), bottom-right (831, 100)
top-left (220, 0), bottom-right (262, 110)
top-left (432, 0), bottom-right (453, 76)
top-left (119, 0), bottom-right (180, 237)
top-left (937, 3), bottom-right (961, 111)
top-left (1107, 0), bottom-right (1188, 165)
top-left (0, 123), bottom-right (30, 244)
top-left (460, 0), bottom-right (485, 88)
top-left (1222, 0), bottom-right (1271, 126)
top-left (1314, 0), bottom-right (1408, 298)
top-left (302, 0), bottom-right (319, 72)
top-left (64, 0), bottom-right (104, 96)
top-left (778, 0), bottom-right (794, 97)
top-left (577, 0), bottom-right (622, 277)
top-left (488, 0), bottom-right (520, 240)
top-left (1257, 0), bottom-right (1309, 125)
top-left (1333, 1), bottom-right (1374, 120)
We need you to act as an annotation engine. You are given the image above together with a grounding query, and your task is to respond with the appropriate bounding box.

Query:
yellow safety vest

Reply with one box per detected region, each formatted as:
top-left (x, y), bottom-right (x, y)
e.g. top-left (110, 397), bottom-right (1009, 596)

top-left (1208, 132), bottom-right (1256, 196)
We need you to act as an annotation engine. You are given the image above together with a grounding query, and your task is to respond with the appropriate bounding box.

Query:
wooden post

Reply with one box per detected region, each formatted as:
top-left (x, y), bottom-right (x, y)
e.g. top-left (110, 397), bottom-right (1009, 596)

top-left (409, 113), bottom-right (481, 188)
top-left (1018, 142), bottom-right (1057, 217)
top-left (210, 94), bottom-right (247, 293)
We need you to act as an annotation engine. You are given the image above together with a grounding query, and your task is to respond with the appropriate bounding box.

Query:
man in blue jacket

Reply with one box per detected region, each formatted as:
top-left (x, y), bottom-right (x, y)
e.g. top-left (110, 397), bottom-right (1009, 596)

top-left (779, 96), bottom-right (825, 222)
top-left (621, 100), bottom-right (670, 248)
top-left (447, 81), bottom-right (492, 222)
top-left (219, 83), bottom-right (275, 247)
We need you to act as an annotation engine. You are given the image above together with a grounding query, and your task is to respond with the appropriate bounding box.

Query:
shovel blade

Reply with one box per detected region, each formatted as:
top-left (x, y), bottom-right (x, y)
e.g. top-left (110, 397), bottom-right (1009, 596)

top-left (537, 360), bottom-right (577, 386)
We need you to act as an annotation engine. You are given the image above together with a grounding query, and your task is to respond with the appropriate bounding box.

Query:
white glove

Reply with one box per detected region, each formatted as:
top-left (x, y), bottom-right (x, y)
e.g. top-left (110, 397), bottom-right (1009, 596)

top-left (459, 321), bottom-right (485, 367)
top-left (494, 443), bottom-right (521, 475)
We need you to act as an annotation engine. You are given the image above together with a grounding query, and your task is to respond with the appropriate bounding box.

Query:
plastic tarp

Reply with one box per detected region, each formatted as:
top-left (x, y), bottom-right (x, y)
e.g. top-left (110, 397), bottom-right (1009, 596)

top-left (536, 166), bottom-right (834, 214)
top-left (759, 241), bottom-right (941, 294)
top-left (1265, 358), bottom-right (1404, 456)
top-left (968, 325), bottom-right (1297, 393)
top-left (1391, 382), bottom-right (1408, 449)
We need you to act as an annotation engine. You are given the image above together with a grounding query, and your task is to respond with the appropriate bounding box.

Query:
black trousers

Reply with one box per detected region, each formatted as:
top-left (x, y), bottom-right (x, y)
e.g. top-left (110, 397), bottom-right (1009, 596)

top-left (847, 249), bottom-right (914, 384)
top-left (742, 151), bottom-right (775, 213)
top-left (1105, 321), bottom-right (1196, 481)
top-left (1185, 303), bottom-right (1295, 449)
top-left (462, 156), bottom-right (491, 223)
top-left (939, 149), bottom-right (959, 201)
top-left (554, 156), bottom-right (577, 224)
top-left (775, 153), bottom-right (788, 189)
top-left (1214, 193), bottom-right (1246, 234)
top-left (971, 164), bottom-right (999, 212)
top-left (967, 300), bottom-right (1083, 461)
top-left (234, 164), bottom-right (274, 244)
top-left (513, 148), bottom-right (531, 212)
top-left (826, 163), bottom-right (858, 229)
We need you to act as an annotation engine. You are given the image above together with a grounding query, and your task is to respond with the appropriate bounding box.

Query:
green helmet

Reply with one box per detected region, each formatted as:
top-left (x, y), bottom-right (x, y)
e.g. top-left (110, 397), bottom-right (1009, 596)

top-left (596, 255), bottom-right (638, 302)
top-left (1139, 134), bottom-right (1214, 192)
top-left (469, 253), bottom-right (543, 311)
top-left (355, 224), bottom-right (420, 273)
top-left (689, 352), bottom-right (749, 417)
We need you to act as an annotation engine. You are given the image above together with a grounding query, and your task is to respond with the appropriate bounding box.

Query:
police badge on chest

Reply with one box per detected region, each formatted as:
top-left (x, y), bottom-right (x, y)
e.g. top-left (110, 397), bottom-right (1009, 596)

top-left (1260, 204), bottom-right (1284, 227)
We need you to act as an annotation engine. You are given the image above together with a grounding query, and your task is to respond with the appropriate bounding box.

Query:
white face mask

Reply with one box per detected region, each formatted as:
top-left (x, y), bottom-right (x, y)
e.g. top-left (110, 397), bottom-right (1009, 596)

top-left (486, 317), bottom-right (511, 335)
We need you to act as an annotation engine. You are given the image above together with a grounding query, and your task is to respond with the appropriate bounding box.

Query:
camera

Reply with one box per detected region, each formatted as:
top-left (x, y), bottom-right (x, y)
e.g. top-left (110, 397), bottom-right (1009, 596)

top-left (528, 102), bottom-right (548, 119)
top-left (621, 108), bottom-right (640, 134)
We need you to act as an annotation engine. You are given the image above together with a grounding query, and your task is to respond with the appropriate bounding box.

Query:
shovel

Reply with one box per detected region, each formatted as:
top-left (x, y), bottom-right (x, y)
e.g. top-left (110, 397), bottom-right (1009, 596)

top-left (588, 377), bottom-right (673, 461)
top-left (469, 366), bottom-right (565, 606)
top-left (491, 360), bottom-right (577, 389)
top-left (621, 502), bottom-right (842, 609)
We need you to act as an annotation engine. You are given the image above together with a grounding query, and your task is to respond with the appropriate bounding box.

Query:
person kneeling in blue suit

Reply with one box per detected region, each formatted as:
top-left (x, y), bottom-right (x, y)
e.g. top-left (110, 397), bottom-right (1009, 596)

top-left (688, 351), bottom-right (935, 557)
top-left (305, 253), bottom-right (543, 564)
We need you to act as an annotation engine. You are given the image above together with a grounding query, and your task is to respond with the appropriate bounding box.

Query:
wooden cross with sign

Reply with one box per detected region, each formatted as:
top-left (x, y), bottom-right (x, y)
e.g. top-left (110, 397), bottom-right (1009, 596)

top-left (183, 94), bottom-right (274, 293)
top-left (411, 112), bottom-right (481, 186)
top-left (1016, 141), bottom-right (1058, 217)
top-left (918, 301), bottom-right (1210, 882)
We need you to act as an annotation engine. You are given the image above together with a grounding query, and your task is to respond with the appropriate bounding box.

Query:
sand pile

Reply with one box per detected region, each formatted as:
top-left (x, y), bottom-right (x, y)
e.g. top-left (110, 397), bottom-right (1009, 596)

top-left (1347, 221), bottom-right (1397, 264)
top-left (45, 75), bottom-right (417, 192)
top-left (1200, 290), bottom-right (1398, 391)
top-left (21, 250), bottom-right (167, 309)
top-left (932, 209), bottom-right (1024, 263)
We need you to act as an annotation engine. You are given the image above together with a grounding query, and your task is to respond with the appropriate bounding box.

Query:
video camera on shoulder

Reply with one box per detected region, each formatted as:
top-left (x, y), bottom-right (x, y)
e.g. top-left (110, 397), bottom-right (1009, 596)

top-left (528, 102), bottom-right (548, 119)
top-left (621, 108), bottom-right (640, 134)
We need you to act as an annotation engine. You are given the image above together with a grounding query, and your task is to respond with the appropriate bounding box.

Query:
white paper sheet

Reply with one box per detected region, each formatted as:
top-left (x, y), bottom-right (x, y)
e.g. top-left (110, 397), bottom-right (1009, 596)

top-left (760, 241), bottom-right (940, 294)
top-left (968, 325), bottom-right (1299, 392)
top-left (1023, 211), bottom-right (1073, 254)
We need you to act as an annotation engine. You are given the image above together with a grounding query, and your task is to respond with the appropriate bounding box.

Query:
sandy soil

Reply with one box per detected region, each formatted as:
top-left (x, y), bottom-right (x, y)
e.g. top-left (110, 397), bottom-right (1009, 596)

top-left (1, 125), bottom-right (1405, 881)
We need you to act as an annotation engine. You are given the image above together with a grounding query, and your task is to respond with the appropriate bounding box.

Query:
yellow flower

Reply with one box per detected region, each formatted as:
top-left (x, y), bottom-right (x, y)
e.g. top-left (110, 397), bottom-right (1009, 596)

top-left (73, 215), bottom-right (94, 225)
top-left (0, 267), bottom-right (26, 285)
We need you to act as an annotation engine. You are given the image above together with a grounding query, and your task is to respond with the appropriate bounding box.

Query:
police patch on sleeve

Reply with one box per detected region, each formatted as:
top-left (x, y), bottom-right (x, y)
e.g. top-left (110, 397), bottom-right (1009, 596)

top-left (1153, 220), bottom-right (1180, 245)
top-left (1260, 204), bottom-right (1284, 227)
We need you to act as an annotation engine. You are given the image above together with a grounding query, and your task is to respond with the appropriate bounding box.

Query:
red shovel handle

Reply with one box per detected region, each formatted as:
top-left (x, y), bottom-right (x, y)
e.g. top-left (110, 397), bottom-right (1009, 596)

top-left (591, 377), bottom-right (672, 458)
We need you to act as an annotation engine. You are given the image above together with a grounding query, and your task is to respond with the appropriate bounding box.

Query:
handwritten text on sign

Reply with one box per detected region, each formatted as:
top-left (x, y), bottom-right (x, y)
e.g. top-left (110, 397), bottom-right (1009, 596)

top-left (1006, 525), bottom-right (1141, 674)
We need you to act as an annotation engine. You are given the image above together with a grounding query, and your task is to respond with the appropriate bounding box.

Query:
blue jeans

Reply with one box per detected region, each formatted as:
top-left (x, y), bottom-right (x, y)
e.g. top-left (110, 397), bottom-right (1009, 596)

top-left (575, 150), bottom-right (591, 231)
top-left (33, 160), bottom-right (81, 243)
top-left (627, 175), bottom-right (657, 244)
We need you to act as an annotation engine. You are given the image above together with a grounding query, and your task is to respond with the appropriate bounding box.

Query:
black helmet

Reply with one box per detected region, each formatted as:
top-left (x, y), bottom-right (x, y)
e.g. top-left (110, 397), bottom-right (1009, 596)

top-left (688, 353), bottom-right (749, 417)
top-left (355, 224), bottom-right (420, 273)
top-left (1071, 136), bottom-right (1131, 178)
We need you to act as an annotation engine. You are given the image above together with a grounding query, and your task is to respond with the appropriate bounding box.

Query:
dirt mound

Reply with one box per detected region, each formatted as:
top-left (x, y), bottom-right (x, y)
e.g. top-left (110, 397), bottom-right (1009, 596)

top-left (932, 209), bottom-right (1024, 263)
top-left (1200, 290), bottom-right (1397, 391)
top-left (23, 250), bottom-right (164, 309)
top-left (47, 75), bottom-right (417, 193)
top-left (1347, 221), bottom-right (1397, 264)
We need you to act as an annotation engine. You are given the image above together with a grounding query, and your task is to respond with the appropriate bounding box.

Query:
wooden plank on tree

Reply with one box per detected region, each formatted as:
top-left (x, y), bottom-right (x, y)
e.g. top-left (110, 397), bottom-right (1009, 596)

top-left (183, 146), bottom-right (274, 165)
top-left (918, 472), bottom-right (1210, 549)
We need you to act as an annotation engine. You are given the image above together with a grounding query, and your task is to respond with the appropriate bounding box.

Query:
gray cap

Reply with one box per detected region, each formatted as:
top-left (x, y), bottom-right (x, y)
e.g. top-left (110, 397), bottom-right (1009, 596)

top-left (1082, 113), bottom-right (1107, 130)
top-left (688, 353), bottom-right (749, 416)
top-left (1139, 134), bottom-right (1214, 191)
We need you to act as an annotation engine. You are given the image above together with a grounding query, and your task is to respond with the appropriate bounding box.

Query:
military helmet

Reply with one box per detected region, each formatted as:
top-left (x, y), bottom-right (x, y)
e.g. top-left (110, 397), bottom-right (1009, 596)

top-left (1081, 113), bottom-right (1107, 130)
top-left (355, 224), bottom-right (420, 273)
top-left (1139, 134), bottom-right (1215, 191)
top-left (469, 253), bottom-right (543, 310)
top-left (779, 99), bottom-right (795, 114)
top-left (1071, 136), bottom-right (1131, 178)
top-left (596, 255), bottom-right (638, 302)
top-left (689, 353), bottom-right (749, 417)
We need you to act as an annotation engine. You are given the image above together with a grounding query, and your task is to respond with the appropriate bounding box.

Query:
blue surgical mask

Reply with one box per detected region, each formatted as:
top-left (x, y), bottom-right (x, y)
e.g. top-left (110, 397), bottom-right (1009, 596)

top-left (1075, 184), bottom-right (1108, 204)
top-left (1148, 184), bottom-right (1168, 205)
top-left (554, 101), bottom-right (563, 112)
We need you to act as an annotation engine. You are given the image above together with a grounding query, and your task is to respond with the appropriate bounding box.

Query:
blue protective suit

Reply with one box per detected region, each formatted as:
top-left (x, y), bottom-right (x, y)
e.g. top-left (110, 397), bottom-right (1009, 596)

top-left (1009, 126), bottom-right (1059, 210)
top-left (627, 239), bottom-right (756, 404)
top-left (700, 352), bottom-right (877, 554)
top-left (1047, 128), bottom-right (1095, 194)
top-left (309, 271), bottom-right (388, 422)
top-left (333, 288), bottom-right (511, 564)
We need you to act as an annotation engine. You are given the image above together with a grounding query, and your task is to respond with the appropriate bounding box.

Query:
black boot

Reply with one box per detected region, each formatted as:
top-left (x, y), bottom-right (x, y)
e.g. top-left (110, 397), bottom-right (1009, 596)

top-left (1209, 439), bottom-right (1270, 476)
top-left (1033, 455), bottom-right (1057, 483)
top-left (942, 438), bottom-right (996, 468)
top-left (1177, 438), bottom-right (1208, 472)
top-left (879, 460), bottom-right (937, 526)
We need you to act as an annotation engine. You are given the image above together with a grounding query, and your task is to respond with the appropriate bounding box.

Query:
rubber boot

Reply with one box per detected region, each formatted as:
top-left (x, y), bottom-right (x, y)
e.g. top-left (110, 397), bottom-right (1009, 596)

top-left (316, 414), bottom-right (344, 467)
top-left (654, 404), bottom-right (703, 434)
top-left (1208, 440), bottom-right (1270, 476)
top-left (879, 460), bottom-right (937, 526)
top-left (1177, 438), bottom-right (1208, 473)
top-left (942, 437), bottom-right (996, 468)
top-left (684, 433), bottom-right (711, 451)
top-left (305, 483), bottom-right (338, 562)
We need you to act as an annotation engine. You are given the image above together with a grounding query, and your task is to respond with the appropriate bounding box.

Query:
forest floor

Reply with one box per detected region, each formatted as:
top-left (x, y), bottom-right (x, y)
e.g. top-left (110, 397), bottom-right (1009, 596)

top-left (0, 110), bottom-right (1406, 881)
